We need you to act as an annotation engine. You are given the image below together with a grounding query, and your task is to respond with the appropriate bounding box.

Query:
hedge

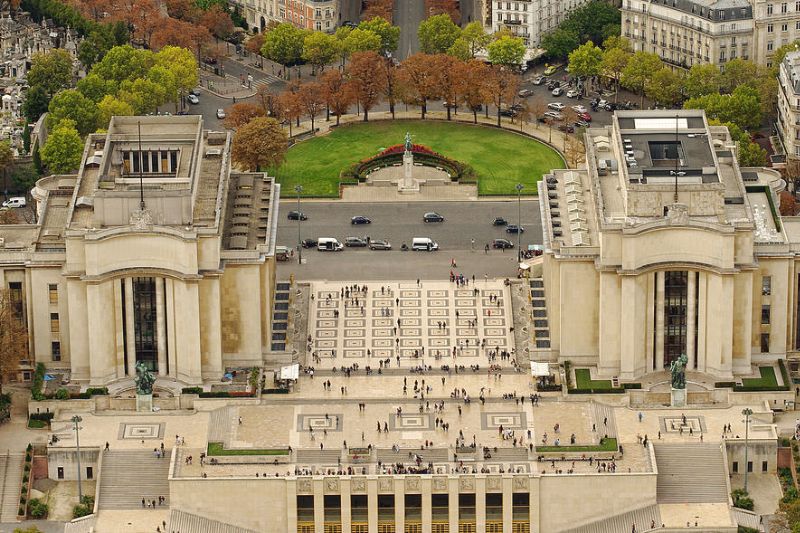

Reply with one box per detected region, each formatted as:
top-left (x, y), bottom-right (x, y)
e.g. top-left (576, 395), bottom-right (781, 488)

top-left (567, 387), bottom-right (626, 394)
top-left (29, 412), bottom-right (54, 422)
top-left (715, 382), bottom-right (736, 388)
top-left (622, 383), bottom-right (642, 389)
top-left (536, 384), bottom-right (562, 392)
top-left (181, 387), bottom-right (203, 395)
top-left (262, 388), bottom-right (290, 394)
top-left (199, 391), bottom-right (255, 398)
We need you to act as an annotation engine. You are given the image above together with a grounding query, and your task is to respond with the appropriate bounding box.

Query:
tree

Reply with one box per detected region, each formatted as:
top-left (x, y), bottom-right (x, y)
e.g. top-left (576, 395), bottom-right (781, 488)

top-left (302, 32), bottom-right (339, 74)
top-left (560, 1), bottom-right (621, 44)
top-left (27, 49), bottom-right (73, 98)
top-left (436, 55), bottom-right (466, 120)
top-left (343, 28), bottom-right (382, 55)
top-left (460, 21), bottom-right (491, 58)
top-left (231, 117), bottom-right (287, 171)
top-left (298, 82), bottom-right (325, 132)
top-left (47, 90), bottom-right (100, 137)
top-left (118, 78), bottom-right (167, 115)
top-left (771, 40), bottom-right (800, 75)
top-left (22, 85), bottom-right (49, 124)
top-left (447, 37), bottom-right (472, 61)
top-left (715, 120), bottom-right (767, 167)
top-left (0, 141), bottom-right (12, 198)
top-left (683, 63), bottom-right (721, 98)
top-left (91, 45), bottom-right (153, 85)
top-left (151, 18), bottom-right (212, 53)
top-left (720, 58), bottom-right (759, 94)
top-left (261, 23), bottom-right (307, 76)
top-left (645, 67), bottom-right (682, 107)
top-left (223, 102), bottom-right (266, 129)
top-left (78, 28), bottom-right (115, 69)
top-left (485, 66), bottom-right (519, 127)
top-left (40, 120), bottom-right (84, 174)
top-left (10, 165), bottom-right (38, 194)
top-left (541, 29), bottom-right (579, 60)
top-left (276, 88), bottom-right (303, 137)
top-left (601, 46), bottom-right (630, 102)
top-left (97, 95), bottom-right (134, 128)
top-left (459, 60), bottom-right (490, 124)
top-left (529, 95), bottom-right (548, 128)
top-left (200, 4), bottom-right (234, 40)
top-left (684, 86), bottom-right (761, 131)
top-left (1, 290), bottom-right (27, 374)
top-left (346, 51), bottom-right (387, 122)
top-left (397, 53), bottom-right (442, 119)
top-left (567, 40), bottom-right (603, 95)
top-left (602, 35), bottom-right (631, 52)
top-left (780, 190), bottom-right (798, 216)
top-left (358, 17), bottom-right (400, 56)
top-left (320, 69), bottom-right (354, 125)
top-left (418, 13), bottom-right (461, 54)
top-left (621, 51), bottom-right (663, 106)
top-left (382, 58), bottom-right (400, 119)
top-left (255, 84), bottom-right (278, 117)
top-left (245, 32), bottom-right (266, 56)
top-left (487, 35), bottom-right (527, 68)
top-left (153, 46), bottom-right (199, 106)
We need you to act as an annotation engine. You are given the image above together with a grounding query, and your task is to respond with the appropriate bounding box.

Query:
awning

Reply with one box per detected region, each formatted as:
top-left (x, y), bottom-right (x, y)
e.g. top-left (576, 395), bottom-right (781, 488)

top-left (530, 362), bottom-right (550, 376)
top-left (518, 263), bottom-right (531, 270)
top-left (280, 364), bottom-right (300, 381)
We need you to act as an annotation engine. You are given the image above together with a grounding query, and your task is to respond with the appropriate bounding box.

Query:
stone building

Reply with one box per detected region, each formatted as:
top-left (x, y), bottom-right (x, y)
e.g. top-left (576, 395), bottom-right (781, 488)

top-left (778, 49), bottom-right (800, 161)
top-left (0, 115), bottom-right (281, 386)
top-left (539, 110), bottom-right (796, 380)
top-left (622, 0), bottom-right (800, 69)
top-left (230, 0), bottom-right (340, 33)
top-left (489, 0), bottom-right (592, 50)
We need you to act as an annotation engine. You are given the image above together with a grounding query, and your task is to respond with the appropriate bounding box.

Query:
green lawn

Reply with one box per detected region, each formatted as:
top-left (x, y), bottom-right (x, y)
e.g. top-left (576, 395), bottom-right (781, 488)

top-left (574, 368), bottom-right (614, 391)
top-left (272, 120), bottom-right (565, 197)
top-left (27, 419), bottom-right (47, 429)
top-left (206, 442), bottom-right (290, 456)
top-left (741, 366), bottom-right (778, 389)
top-left (536, 438), bottom-right (618, 453)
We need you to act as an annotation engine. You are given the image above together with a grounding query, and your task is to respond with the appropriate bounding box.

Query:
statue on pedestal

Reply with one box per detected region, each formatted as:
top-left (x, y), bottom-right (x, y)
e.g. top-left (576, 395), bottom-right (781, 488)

top-left (670, 353), bottom-right (688, 390)
top-left (404, 131), bottom-right (412, 152)
top-left (135, 361), bottom-right (155, 395)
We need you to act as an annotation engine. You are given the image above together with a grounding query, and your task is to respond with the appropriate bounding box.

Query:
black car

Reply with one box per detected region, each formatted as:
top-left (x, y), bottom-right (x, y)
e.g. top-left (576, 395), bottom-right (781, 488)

top-left (506, 225), bottom-right (525, 234)
top-left (345, 237), bottom-right (368, 247)
top-left (499, 108), bottom-right (518, 117)
top-left (423, 212), bottom-right (444, 223)
top-left (492, 238), bottom-right (514, 249)
top-left (492, 217), bottom-right (508, 226)
top-left (287, 211), bottom-right (307, 221)
top-left (301, 238), bottom-right (317, 249)
top-left (351, 216), bottom-right (372, 225)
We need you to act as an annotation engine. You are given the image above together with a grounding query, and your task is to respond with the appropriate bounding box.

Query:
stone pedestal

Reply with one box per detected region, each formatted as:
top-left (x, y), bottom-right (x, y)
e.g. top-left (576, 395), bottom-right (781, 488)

top-left (398, 151), bottom-right (419, 193)
top-left (136, 393), bottom-right (153, 412)
top-left (670, 387), bottom-right (686, 407)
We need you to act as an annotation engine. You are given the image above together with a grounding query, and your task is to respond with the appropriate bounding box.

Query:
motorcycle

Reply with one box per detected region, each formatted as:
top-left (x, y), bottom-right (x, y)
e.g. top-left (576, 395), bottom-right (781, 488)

top-left (401, 243), bottom-right (409, 251)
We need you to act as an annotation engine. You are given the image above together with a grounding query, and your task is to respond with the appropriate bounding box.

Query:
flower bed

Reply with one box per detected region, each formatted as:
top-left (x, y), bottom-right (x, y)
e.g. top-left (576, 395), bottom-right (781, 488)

top-left (340, 143), bottom-right (477, 184)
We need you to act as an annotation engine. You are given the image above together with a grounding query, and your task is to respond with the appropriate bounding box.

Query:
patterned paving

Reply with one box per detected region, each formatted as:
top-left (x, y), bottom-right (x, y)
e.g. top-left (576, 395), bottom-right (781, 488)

top-left (307, 281), bottom-right (516, 370)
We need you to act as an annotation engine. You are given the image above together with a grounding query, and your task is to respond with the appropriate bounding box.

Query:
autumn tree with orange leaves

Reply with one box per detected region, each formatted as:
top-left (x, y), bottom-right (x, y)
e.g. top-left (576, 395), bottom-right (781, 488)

top-left (397, 53), bottom-right (443, 119)
top-left (223, 102), bottom-right (266, 130)
top-left (320, 69), bottom-right (354, 125)
top-left (346, 51), bottom-right (387, 122)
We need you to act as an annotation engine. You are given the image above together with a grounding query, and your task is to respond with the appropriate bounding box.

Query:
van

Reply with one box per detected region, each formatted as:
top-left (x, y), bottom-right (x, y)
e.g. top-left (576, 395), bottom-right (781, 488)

top-left (412, 237), bottom-right (439, 251)
top-left (317, 237), bottom-right (343, 251)
top-left (1, 197), bottom-right (25, 209)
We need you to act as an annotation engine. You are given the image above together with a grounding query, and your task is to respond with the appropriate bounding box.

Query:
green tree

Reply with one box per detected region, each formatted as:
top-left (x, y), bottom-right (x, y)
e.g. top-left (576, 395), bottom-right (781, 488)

top-left (461, 21), bottom-right (491, 58)
top-left (91, 45), bottom-right (153, 85)
top-left (541, 28), bottom-right (579, 59)
top-left (358, 16), bottom-right (400, 56)
top-left (645, 67), bottom-right (682, 107)
top-left (447, 37), bottom-right (472, 61)
top-left (487, 35), bottom-right (526, 67)
top-left (10, 165), bottom-right (38, 194)
top-left (261, 23), bottom-right (307, 75)
top-left (685, 85), bottom-right (761, 131)
top-left (620, 51), bottom-right (663, 106)
top-left (602, 35), bottom-right (631, 52)
top-left (303, 31), bottom-right (339, 74)
top-left (27, 49), bottom-right (73, 98)
top-left (567, 40), bottom-right (603, 94)
top-left (77, 27), bottom-right (115, 69)
top-left (771, 41), bottom-right (800, 74)
top-left (47, 90), bottom-right (99, 137)
top-left (683, 63), bottom-right (721, 98)
top-left (118, 78), bottom-right (167, 115)
top-left (153, 46), bottom-right (198, 108)
top-left (601, 46), bottom-right (630, 102)
top-left (231, 117), bottom-right (288, 171)
top-left (418, 13), bottom-right (461, 54)
top-left (720, 58), bottom-right (758, 94)
top-left (560, 1), bottom-right (621, 44)
top-left (343, 28), bottom-right (382, 55)
top-left (22, 85), bottom-right (49, 124)
top-left (40, 120), bottom-right (84, 174)
top-left (76, 74), bottom-right (117, 102)
top-left (97, 95), bottom-right (134, 128)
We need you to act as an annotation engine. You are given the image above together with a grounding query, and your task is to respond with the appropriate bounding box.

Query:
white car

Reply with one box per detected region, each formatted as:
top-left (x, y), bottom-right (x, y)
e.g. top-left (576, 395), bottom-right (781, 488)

top-left (551, 87), bottom-right (563, 96)
top-left (547, 102), bottom-right (565, 111)
top-left (1, 196), bottom-right (26, 209)
top-left (571, 105), bottom-right (588, 114)
top-left (566, 88), bottom-right (580, 98)
top-left (216, 108), bottom-right (226, 119)
top-left (543, 111), bottom-right (564, 120)
top-left (187, 94), bottom-right (199, 104)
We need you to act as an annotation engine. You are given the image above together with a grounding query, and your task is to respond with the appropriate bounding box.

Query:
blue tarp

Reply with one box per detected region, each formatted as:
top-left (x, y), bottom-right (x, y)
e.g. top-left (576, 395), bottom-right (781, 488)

top-left (44, 374), bottom-right (56, 381)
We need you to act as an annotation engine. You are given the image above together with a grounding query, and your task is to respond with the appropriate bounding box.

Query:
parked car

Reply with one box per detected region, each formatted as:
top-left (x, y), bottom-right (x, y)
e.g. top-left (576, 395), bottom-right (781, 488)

top-left (500, 108), bottom-right (518, 117)
top-left (551, 87), bottom-right (564, 96)
top-left (492, 217), bottom-right (508, 226)
top-left (187, 94), bottom-right (199, 104)
top-left (532, 75), bottom-right (546, 85)
top-left (506, 225), bottom-right (525, 234)
top-left (518, 88), bottom-right (534, 98)
top-left (423, 212), bottom-right (444, 223)
top-left (345, 237), bottom-right (368, 247)
top-left (544, 65), bottom-right (559, 76)
top-left (351, 215), bottom-right (371, 225)
top-left (566, 88), bottom-right (580, 98)
top-left (547, 102), bottom-right (565, 111)
top-left (558, 124), bottom-right (575, 133)
top-left (577, 111), bottom-right (592, 121)
top-left (216, 108), bottom-right (226, 119)
top-left (574, 119), bottom-right (590, 128)
top-left (492, 238), bottom-right (514, 249)
top-left (301, 238), bottom-right (317, 249)
top-left (287, 211), bottom-right (307, 221)
top-left (190, 87), bottom-right (202, 96)
top-left (543, 111), bottom-right (564, 120)
top-left (1, 197), bottom-right (25, 209)
top-left (369, 240), bottom-right (392, 250)
top-left (571, 105), bottom-right (587, 114)
top-left (510, 103), bottom-right (524, 111)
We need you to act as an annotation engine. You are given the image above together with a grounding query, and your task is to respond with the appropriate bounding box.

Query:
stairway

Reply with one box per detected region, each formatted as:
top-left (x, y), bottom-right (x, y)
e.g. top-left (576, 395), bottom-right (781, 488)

top-left (295, 448), bottom-right (343, 465)
top-left (271, 282), bottom-right (291, 351)
top-left (0, 453), bottom-right (23, 522)
top-left (561, 504), bottom-right (661, 533)
top-left (168, 509), bottom-right (257, 533)
top-left (654, 443), bottom-right (728, 503)
top-left (529, 278), bottom-right (551, 350)
top-left (207, 406), bottom-right (233, 445)
top-left (97, 450), bottom-right (171, 509)
top-left (592, 403), bottom-right (618, 439)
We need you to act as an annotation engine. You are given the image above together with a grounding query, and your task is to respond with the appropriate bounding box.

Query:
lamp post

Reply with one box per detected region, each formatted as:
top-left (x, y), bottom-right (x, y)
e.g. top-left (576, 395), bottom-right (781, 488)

top-left (742, 407), bottom-right (753, 493)
top-left (295, 184), bottom-right (303, 264)
top-left (515, 183), bottom-right (524, 260)
top-left (72, 415), bottom-right (83, 502)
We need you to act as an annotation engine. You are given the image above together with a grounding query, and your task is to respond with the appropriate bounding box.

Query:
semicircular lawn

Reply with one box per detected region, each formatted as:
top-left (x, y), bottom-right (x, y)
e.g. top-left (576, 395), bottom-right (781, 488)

top-left (272, 120), bottom-right (565, 197)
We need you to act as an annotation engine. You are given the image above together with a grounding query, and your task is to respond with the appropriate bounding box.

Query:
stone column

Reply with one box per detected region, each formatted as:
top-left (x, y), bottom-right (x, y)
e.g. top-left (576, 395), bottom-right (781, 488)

top-left (502, 477), bottom-right (513, 533)
top-left (313, 479), bottom-right (324, 532)
top-left (87, 281), bottom-right (115, 385)
top-left (286, 480), bottom-right (297, 533)
top-left (155, 277), bottom-right (167, 376)
top-left (686, 271), bottom-right (697, 370)
top-left (341, 479), bottom-right (352, 533)
top-left (200, 277), bottom-right (223, 380)
top-left (421, 478), bottom-right (432, 533)
top-left (165, 279), bottom-right (177, 379)
top-left (645, 273), bottom-right (656, 373)
top-left (696, 272), bottom-right (707, 373)
top-left (394, 481), bottom-right (405, 533)
top-left (448, 479), bottom-right (458, 533)
top-left (655, 271), bottom-right (665, 371)
top-left (367, 478), bottom-right (378, 533)
top-left (66, 279), bottom-right (89, 381)
top-left (124, 278), bottom-right (136, 377)
top-left (113, 280), bottom-right (125, 378)
top-left (475, 478), bottom-right (486, 533)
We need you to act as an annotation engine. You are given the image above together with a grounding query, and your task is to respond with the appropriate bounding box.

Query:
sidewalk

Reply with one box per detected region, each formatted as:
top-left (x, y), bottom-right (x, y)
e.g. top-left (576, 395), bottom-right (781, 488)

top-left (198, 71), bottom-right (256, 100)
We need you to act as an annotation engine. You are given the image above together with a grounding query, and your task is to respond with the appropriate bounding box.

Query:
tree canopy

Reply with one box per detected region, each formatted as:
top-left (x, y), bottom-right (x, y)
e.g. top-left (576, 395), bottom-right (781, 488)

top-left (418, 13), bottom-right (461, 54)
top-left (358, 17), bottom-right (400, 56)
top-left (41, 120), bottom-right (84, 174)
top-left (231, 117), bottom-right (288, 171)
top-left (684, 85), bottom-right (762, 131)
top-left (261, 23), bottom-right (307, 67)
top-left (27, 49), bottom-right (73, 98)
top-left (487, 35), bottom-right (526, 67)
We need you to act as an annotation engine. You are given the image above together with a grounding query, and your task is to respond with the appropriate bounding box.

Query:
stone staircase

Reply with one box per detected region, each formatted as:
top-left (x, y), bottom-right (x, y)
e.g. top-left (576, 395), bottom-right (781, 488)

top-left (168, 509), bottom-right (257, 533)
top-left (654, 443), bottom-right (728, 503)
top-left (376, 448), bottom-right (450, 463)
top-left (207, 406), bottom-right (233, 445)
top-left (97, 450), bottom-right (171, 510)
top-left (561, 504), bottom-right (661, 533)
top-left (0, 453), bottom-right (23, 522)
top-left (592, 403), bottom-right (618, 439)
top-left (295, 448), bottom-right (343, 465)
top-left (271, 282), bottom-right (291, 351)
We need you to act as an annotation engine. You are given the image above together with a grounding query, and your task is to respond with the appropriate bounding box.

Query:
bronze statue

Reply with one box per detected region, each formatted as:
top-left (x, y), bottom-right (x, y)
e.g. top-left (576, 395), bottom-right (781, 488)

top-left (670, 353), bottom-right (688, 389)
top-left (134, 361), bottom-right (155, 395)
top-left (404, 131), bottom-right (412, 152)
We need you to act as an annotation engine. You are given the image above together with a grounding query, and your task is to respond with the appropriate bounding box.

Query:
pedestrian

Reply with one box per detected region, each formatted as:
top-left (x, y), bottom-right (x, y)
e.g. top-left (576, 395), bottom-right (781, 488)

top-left (105, 442), bottom-right (109, 450)
top-left (239, 416), bottom-right (243, 425)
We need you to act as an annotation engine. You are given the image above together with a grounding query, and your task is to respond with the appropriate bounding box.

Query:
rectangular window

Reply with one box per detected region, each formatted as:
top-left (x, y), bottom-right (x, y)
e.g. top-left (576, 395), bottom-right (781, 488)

top-left (768, 3), bottom-right (774, 13)
top-left (762, 460), bottom-right (769, 472)
top-left (732, 461), bottom-right (739, 473)
top-left (768, 23), bottom-right (774, 32)
top-left (768, 41), bottom-right (775, 51)
top-left (747, 461), bottom-right (753, 473)
top-left (763, 276), bottom-right (772, 295)
top-left (50, 312), bottom-right (59, 334)
top-left (762, 305), bottom-right (771, 324)
top-left (796, 0), bottom-right (799, 10)
top-left (48, 284), bottom-right (58, 305)
top-left (664, 271), bottom-right (689, 367)
top-left (133, 277), bottom-right (158, 372)
top-left (783, 2), bottom-right (788, 12)
top-left (762, 333), bottom-right (770, 352)
top-left (51, 341), bottom-right (61, 361)
top-left (783, 23), bottom-right (789, 31)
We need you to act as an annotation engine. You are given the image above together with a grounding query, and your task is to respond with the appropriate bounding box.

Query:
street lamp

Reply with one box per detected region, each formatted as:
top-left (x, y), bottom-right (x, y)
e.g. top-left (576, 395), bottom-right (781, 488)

top-left (71, 415), bottom-right (83, 502)
top-left (515, 183), bottom-right (524, 260)
top-left (742, 407), bottom-right (753, 493)
top-left (295, 185), bottom-right (303, 264)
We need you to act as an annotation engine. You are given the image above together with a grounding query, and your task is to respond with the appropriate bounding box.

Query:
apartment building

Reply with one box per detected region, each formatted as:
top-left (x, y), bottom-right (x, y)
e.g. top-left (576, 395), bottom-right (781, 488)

top-left (491, 0), bottom-right (591, 49)
top-left (230, 0), bottom-right (340, 32)
top-left (778, 49), bottom-right (800, 160)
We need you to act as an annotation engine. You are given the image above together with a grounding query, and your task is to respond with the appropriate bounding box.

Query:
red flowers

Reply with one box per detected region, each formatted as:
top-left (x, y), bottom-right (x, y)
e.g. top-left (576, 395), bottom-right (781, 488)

top-left (376, 144), bottom-right (441, 158)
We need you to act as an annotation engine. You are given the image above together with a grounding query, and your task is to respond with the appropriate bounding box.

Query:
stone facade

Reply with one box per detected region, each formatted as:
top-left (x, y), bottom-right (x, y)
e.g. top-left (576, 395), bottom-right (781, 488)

top-left (489, 0), bottom-right (592, 49)
top-left (778, 50), bottom-right (800, 160)
top-left (231, 0), bottom-right (340, 33)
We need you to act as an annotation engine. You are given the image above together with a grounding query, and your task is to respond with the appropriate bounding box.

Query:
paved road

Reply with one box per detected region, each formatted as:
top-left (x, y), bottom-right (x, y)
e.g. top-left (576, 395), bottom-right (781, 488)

top-left (276, 200), bottom-right (542, 280)
top-left (394, 0), bottom-right (425, 58)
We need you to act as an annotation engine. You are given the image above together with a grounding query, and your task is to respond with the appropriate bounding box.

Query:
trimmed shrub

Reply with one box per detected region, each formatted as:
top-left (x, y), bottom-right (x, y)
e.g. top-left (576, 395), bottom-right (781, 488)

top-left (85, 387), bottom-right (108, 396)
top-left (28, 497), bottom-right (48, 518)
top-left (29, 412), bottom-right (54, 422)
top-left (54, 388), bottom-right (69, 400)
top-left (622, 383), bottom-right (642, 389)
top-left (181, 387), bottom-right (203, 395)
top-left (731, 489), bottom-right (754, 511)
top-left (715, 382), bottom-right (736, 388)
top-left (30, 363), bottom-right (46, 401)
